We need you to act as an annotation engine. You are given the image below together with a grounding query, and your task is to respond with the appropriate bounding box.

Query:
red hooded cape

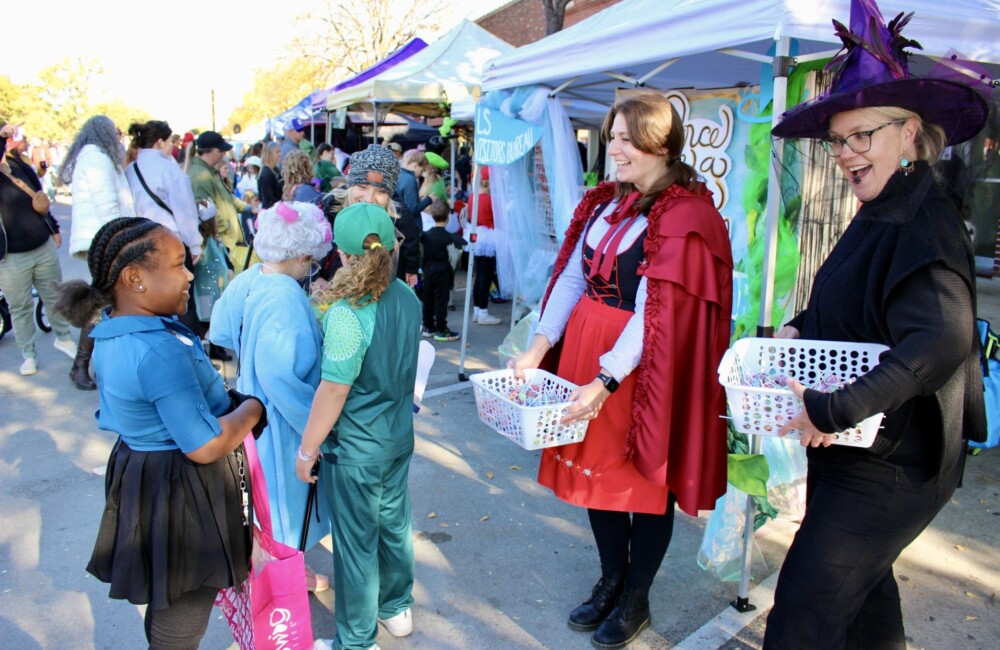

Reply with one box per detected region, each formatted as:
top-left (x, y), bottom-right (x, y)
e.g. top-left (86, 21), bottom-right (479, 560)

top-left (541, 181), bottom-right (733, 516)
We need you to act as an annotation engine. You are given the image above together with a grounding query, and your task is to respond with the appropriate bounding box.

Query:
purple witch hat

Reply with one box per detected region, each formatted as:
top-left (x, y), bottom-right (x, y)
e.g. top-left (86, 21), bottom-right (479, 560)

top-left (772, 0), bottom-right (993, 145)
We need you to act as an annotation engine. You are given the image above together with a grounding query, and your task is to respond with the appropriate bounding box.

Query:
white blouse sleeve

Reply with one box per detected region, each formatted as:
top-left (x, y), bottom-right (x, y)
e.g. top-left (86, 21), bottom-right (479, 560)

top-left (535, 236), bottom-right (587, 347)
top-left (598, 276), bottom-right (647, 381)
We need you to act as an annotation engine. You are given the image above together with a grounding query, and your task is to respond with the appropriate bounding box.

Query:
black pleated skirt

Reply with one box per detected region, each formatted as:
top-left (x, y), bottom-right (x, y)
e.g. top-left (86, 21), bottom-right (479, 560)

top-left (87, 439), bottom-right (252, 611)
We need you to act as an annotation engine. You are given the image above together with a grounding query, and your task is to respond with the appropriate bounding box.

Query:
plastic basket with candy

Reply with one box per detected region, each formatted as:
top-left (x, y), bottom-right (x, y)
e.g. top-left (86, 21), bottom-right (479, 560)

top-left (470, 369), bottom-right (589, 450)
top-left (717, 338), bottom-right (889, 448)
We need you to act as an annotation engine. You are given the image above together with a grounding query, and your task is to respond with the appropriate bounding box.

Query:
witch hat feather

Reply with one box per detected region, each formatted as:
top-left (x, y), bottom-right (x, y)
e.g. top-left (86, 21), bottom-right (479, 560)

top-left (772, 0), bottom-right (993, 145)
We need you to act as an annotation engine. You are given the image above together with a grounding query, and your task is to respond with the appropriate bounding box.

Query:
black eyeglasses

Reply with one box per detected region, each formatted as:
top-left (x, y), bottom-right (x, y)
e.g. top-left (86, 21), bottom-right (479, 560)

top-left (820, 121), bottom-right (904, 157)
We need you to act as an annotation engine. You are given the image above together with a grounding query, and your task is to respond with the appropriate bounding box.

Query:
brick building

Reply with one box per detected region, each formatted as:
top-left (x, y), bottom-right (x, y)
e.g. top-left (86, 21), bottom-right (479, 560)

top-left (476, 0), bottom-right (622, 47)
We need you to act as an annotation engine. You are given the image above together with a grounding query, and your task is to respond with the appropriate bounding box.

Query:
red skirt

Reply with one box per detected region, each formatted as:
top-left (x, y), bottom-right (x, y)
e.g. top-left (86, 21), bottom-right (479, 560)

top-left (537, 296), bottom-right (669, 514)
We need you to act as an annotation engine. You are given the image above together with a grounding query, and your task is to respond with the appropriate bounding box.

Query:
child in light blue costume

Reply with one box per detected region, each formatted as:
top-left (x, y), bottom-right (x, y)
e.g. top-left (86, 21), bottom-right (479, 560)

top-left (210, 200), bottom-right (333, 590)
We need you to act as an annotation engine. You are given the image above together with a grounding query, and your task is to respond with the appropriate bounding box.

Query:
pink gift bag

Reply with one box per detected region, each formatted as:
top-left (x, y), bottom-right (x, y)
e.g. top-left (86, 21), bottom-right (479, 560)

top-left (216, 436), bottom-right (315, 650)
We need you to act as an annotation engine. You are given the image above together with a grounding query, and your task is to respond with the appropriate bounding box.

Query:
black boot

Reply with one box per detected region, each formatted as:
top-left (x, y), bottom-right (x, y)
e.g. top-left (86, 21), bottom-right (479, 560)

top-left (591, 585), bottom-right (651, 649)
top-left (568, 572), bottom-right (625, 631)
top-left (70, 323), bottom-right (96, 391)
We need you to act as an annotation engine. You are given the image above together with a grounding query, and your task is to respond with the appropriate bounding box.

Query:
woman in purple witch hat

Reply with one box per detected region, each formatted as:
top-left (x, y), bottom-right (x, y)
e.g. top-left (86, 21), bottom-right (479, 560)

top-left (765, 1), bottom-right (993, 648)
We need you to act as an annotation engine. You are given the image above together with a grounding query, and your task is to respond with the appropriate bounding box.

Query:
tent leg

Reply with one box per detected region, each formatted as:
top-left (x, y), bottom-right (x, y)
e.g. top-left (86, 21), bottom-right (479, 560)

top-left (737, 35), bottom-right (793, 611)
top-left (731, 433), bottom-right (761, 613)
top-left (458, 167), bottom-right (482, 381)
top-left (450, 137), bottom-right (457, 201)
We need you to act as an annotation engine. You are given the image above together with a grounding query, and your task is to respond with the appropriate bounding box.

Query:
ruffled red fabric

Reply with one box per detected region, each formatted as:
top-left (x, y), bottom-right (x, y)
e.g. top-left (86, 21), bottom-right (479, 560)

top-left (541, 182), bottom-right (733, 516)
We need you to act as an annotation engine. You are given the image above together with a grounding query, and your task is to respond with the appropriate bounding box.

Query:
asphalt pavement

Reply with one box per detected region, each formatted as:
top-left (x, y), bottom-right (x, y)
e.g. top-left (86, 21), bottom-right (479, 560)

top-left (0, 199), bottom-right (997, 649)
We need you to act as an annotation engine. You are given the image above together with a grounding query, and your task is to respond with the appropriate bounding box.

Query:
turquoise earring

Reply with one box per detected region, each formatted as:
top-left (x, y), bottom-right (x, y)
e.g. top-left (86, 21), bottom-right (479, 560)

top-left (899, 155), bottom-right (914, 176)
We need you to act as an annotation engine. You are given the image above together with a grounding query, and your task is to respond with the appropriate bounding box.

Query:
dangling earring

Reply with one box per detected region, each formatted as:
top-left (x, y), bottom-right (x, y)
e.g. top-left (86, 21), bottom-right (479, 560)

top-left (898, 154), bottom-right (914, 176)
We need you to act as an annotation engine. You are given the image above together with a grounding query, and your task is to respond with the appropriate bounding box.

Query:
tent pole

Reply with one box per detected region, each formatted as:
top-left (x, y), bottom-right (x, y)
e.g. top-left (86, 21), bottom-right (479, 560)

top-left (733, 35), bottom-right (792, 615)
top-left (326, 110), bottom-right (332, 145)
top-left (458, 165), bottom-right (482, 381)
top-left (450, 133), bottom-right (457, 201)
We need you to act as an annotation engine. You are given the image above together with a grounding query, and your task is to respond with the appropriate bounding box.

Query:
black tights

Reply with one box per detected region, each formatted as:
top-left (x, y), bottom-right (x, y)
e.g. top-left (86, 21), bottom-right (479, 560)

top-left (587, 492), bottom-right (677, 590)
top-left (473, 255), bottom-right (497, 310)
top-left (143, 585), bottom-right (218, 650)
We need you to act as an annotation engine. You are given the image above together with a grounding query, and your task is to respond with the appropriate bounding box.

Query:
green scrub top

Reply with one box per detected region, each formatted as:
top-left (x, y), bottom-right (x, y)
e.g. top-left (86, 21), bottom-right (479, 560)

top-left (320, 279), bottom-right (421, 465)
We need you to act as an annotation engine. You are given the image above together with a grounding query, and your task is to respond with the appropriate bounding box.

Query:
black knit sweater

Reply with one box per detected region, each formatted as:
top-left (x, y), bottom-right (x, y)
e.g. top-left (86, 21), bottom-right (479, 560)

top-left (788, 162), bottom-right (985, 474)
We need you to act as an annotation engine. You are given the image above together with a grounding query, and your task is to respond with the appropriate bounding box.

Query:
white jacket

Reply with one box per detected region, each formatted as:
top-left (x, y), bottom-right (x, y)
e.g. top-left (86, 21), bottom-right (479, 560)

top-left (125, 149), bottom-right (203, 256)
top-left (69, 144), bottom-right (136, 257)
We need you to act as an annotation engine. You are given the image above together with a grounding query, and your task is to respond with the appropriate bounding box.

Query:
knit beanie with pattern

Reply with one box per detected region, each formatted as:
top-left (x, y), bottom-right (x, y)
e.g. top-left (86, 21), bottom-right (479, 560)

top-left (347, 144), bottom-right (400, 196)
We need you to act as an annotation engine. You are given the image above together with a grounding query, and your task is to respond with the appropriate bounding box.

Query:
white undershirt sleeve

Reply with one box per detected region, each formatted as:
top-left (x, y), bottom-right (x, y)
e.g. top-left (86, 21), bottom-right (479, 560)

top-left (598, 276), bottom-right (647, 381)
top-left (535, 237), bottom-right (587, 347)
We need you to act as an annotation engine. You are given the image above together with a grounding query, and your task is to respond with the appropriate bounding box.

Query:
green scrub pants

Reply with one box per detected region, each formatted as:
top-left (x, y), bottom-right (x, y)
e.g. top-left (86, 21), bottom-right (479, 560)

top-left (320, 451), bottom-right (414, 650)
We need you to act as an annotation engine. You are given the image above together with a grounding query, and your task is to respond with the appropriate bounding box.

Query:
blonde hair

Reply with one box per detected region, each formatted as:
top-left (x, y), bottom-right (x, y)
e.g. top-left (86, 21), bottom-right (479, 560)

top-left (261, 142), bottom-right (282, 169)
top-left (419, 167), bottom-right (440, 199)
top-left (862, 106), bottom-right (947, 163)
top-left (282, 150), bottom-right (313, 200)
top-left (602, 91), bottom-right (699, 214)
top-left (314, 233), bottom-right (393, 307)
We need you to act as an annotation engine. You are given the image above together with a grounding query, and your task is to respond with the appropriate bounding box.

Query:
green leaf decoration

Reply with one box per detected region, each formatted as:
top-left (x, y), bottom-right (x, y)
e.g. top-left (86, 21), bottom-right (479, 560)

top-left (727, 453), bottom-right (770, 498)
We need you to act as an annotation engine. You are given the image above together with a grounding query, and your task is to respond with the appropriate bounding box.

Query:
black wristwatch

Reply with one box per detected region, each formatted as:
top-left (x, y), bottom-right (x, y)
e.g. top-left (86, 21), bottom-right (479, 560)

top-left (596, 371), bottom-right (620, 394)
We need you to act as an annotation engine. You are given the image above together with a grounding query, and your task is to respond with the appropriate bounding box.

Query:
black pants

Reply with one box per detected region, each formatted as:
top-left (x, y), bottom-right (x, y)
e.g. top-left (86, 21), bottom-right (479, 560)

top-left (763, 453), bottom-right (962, 650)
top-left (422, 269), bottom-right (453, 332)
top-left (473, 255), bottom-right (496, 310)
top-left (143, 585), bottom-right (218, 649)
top-left (587, 492), bottom-right (677, 590)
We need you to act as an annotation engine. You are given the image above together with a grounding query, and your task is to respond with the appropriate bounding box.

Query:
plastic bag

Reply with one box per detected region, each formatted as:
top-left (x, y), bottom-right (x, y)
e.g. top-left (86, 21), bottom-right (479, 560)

top-left (497, 311), bottom-right (539, 369)
top-left (697, 486), bottom-right (767, 582)
top-left (760, 436), bottom-right (808, 520)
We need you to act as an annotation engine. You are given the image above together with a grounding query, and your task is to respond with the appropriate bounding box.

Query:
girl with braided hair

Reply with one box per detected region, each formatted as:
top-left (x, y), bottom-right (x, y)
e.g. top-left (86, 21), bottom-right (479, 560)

top-left (60, 216), bottom-right (266, 649)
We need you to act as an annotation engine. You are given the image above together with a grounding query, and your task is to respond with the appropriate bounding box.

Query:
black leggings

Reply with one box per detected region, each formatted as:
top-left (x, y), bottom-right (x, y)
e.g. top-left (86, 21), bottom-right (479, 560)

top-left (143, 585), bottom-right (218, 650)
top-left (587, 492), bottom-right (677, 590)
top-left (473, 255), bottom-right (497, 310)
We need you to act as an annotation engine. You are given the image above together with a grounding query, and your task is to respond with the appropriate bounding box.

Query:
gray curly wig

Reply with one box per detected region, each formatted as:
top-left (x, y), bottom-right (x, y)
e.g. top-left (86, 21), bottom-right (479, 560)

top-left (253, 201), bottom-right (333, 262)
top-left (60, 115), bottom-right (125, 183)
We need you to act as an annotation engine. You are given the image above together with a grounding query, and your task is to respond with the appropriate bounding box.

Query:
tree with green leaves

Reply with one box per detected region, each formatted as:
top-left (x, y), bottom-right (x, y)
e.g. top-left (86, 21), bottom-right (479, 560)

top-left (0, 58), bottom-right (149, 143)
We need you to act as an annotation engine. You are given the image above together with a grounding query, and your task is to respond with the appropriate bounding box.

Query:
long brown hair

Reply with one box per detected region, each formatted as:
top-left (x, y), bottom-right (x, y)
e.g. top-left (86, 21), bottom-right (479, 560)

top-left (602, 92), bottom-right (700, 214)
top-left (315, 233), bottom-right (393, 308)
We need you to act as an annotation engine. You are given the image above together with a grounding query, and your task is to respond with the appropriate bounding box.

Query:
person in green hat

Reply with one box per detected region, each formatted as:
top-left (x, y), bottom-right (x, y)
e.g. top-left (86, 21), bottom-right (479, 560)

top-left (420, 151), bottom-right (450, 207)
top-left (297, 202), bottom-right (421, 650)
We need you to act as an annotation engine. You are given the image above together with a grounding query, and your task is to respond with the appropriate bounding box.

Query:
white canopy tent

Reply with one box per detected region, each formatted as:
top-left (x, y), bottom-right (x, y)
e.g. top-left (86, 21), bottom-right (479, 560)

top-left (483, 0), bottom-right (1000, 114)
top-left (325, 19), bottom-right (513, 117)
top-left (481, 0), bottom-right (1000, 609)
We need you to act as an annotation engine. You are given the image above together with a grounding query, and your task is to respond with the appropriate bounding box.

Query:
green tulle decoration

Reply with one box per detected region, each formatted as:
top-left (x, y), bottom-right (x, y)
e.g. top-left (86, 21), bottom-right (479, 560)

top-left (726, 60), bottom-right (830, 528)
top-left (731, 59), bottom-right (828, 342)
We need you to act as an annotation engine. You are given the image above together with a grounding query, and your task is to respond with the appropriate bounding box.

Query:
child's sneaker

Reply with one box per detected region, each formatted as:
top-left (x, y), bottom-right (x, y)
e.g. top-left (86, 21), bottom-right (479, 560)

top-left (476, 309), bottom-right (501, 325)
top-left (434, 329), bottom-right (460, 342)
top-left (421, 326), bottom-right (435, 338)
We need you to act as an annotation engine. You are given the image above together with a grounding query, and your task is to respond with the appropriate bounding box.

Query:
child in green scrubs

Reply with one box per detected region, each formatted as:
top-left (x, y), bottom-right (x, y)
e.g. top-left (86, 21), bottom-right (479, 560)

top-left (297, 203), bottom-right (421, 650)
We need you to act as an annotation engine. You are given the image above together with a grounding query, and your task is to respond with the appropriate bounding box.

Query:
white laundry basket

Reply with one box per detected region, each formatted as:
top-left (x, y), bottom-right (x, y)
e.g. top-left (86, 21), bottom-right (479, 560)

top-left (471, 369), bottom-right (589, 450)
top-left (718, 338), bottom-right (888, 448)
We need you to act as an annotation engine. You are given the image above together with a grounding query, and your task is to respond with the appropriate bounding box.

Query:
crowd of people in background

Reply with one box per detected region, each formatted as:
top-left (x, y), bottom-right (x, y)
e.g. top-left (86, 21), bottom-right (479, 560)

top-left (1, 111), bottom-right (508, 648)
top-left (7, 4), bottom-right (987, 644)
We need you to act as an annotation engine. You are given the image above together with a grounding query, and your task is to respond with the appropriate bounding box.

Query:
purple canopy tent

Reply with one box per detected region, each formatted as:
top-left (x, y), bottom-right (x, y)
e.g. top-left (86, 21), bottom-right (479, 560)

top-left (320, 39), bottom-right (429, 142)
